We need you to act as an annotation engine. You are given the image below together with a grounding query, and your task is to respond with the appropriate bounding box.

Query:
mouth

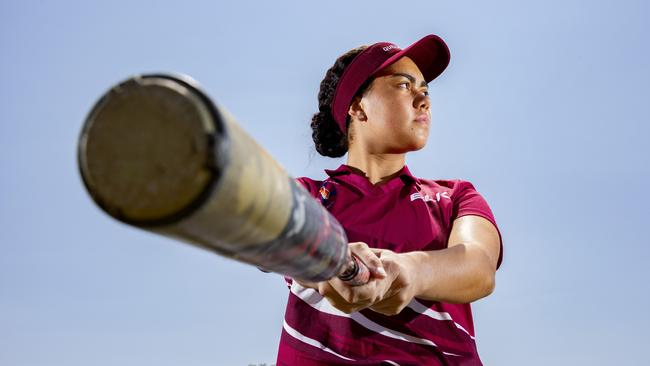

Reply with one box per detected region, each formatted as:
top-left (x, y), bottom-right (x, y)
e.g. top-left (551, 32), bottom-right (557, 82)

top-left (414, 113), bottom-right (430, 125)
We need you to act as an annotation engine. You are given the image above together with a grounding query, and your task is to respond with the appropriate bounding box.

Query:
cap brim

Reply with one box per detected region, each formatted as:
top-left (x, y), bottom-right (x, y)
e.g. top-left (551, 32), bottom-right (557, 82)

top-left (376, 35), bottom-right (451, 83)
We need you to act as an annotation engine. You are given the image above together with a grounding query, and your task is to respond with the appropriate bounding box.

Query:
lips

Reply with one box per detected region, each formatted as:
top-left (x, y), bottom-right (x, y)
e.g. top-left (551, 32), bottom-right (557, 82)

top-left (415, 113), bottom-right (430, 124)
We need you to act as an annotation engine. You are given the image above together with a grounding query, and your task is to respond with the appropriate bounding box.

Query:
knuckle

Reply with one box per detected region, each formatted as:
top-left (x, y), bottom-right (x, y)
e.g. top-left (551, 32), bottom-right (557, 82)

top-left (317, 285), bottom-right (329, 297)
top-left (350, 241), bottom-right (369, 250)
top-left (384, 259), bottom-right (402, 274)
top-left (346, 289), bottom-right (366, 304)
top-left (354, 294), bottom-right (369, 304)
top-left (343, 291), bottom-right (358, 303)
top-left (379, 304), bottom-right (402, 316)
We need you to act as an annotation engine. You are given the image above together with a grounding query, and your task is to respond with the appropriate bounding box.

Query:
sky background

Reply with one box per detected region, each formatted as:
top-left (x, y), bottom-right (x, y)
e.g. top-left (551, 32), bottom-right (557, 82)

top-left (1, 1), bottom-right (648, 365)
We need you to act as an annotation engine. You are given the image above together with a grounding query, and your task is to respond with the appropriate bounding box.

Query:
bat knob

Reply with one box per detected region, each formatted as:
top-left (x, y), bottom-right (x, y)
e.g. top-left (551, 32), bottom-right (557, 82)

top-left (338, 255), bottom-right (370, 286)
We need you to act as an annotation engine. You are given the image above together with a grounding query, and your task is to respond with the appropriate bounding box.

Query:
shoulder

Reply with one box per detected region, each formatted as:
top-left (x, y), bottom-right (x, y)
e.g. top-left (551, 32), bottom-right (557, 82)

top-left (416, 178), bottom-right (495, 215)
top-left (419, 177), bottom-right (497, 224)
top-left (417, 178), bottom-right (479, 198)
top-left (294, 176), bottom-right (324, 196)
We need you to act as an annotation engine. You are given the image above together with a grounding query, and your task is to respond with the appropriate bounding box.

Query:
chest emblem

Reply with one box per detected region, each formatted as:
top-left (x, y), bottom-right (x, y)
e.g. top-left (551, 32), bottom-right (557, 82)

top-left (318, 181), bottom-right (337, 208)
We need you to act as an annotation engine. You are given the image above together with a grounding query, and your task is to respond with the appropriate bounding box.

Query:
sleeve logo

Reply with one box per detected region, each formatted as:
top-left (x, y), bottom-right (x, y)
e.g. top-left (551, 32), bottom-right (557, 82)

top-left (410, 191), bottom-right (450, 203)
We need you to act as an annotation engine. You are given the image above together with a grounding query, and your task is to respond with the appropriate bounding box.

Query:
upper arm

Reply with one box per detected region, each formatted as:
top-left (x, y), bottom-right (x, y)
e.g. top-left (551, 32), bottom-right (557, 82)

top-left (447, 215), bottom-right (501, 271)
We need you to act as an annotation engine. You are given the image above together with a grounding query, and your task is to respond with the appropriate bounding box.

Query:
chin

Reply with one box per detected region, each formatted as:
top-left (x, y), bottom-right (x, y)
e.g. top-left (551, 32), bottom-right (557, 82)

top-left (411, 143), bottom-right (426, 152)
top-left (387, 136), bottom-right (428, 153)
top-left (410, 138), bottom-right (428, 151)
top-left (398, 141), bottom-right (426, 153)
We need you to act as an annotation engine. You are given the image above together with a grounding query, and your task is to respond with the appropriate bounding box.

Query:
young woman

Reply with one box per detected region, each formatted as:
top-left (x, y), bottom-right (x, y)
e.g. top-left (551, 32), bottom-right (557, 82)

top-left (277, 35), bottom-right (503, 366)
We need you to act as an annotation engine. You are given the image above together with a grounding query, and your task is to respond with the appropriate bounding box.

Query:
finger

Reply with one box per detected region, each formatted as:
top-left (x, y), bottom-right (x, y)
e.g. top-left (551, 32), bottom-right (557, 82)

top-left (370, 248), bottom-right (385, 257)
top-left (349, 242), bottom-right (387, 278)
top-left (329, 275), bottom-right (379, 304)
top-left (369, 295), bottom-right (406, 316)
top-left (319, 282), bottom-right (369, 313)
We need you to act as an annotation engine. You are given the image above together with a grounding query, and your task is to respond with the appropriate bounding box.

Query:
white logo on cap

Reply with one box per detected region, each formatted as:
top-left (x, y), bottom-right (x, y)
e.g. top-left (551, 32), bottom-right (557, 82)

top-left (382, 44), bottom-right (397, 52)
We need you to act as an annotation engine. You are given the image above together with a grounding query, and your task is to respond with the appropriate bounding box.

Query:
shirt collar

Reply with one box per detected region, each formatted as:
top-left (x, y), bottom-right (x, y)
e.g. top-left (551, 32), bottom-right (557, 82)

top-left (324, 164), bottom-right (420, 187)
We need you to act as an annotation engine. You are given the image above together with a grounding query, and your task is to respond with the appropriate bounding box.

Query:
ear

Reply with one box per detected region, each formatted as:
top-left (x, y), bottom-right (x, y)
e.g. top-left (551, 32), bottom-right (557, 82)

top-left (347, 96), bottom-right (367, 122)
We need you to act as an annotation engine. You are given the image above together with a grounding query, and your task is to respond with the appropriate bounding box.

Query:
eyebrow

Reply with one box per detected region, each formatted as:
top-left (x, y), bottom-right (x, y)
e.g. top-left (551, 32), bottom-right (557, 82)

top-left (389, 73), bottom-right (428, 88)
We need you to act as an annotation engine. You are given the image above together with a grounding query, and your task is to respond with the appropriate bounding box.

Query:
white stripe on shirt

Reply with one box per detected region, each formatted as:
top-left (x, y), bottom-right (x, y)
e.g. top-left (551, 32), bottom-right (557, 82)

top-left (282, 319), bottom-right (355, 361)
top-left (290, 282), bottom-right (461, 357)
top-left (407, 299), bottom-right (475, 340)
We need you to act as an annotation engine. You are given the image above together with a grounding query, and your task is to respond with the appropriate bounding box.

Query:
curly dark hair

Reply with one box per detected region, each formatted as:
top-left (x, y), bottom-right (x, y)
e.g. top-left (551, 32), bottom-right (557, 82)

top-left (311, 45), bottom-right (374, 158)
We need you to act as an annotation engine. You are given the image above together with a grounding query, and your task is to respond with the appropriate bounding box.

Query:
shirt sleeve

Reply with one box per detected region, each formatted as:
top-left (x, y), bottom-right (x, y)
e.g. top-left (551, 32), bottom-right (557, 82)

top-left (450, 180), bottom-right (504, 269)
top-left (295, 177), bottom-right (321, 198)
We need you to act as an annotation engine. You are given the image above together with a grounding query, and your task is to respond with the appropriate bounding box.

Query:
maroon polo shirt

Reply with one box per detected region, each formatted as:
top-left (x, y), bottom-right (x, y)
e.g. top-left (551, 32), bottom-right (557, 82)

top-left (277, 164), bottom-right (503, 366)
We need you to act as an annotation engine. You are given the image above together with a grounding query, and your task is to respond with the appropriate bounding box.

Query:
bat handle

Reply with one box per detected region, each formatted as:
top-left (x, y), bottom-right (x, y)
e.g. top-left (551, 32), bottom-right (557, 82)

top-left (337, 254), bottom-right (370, 286)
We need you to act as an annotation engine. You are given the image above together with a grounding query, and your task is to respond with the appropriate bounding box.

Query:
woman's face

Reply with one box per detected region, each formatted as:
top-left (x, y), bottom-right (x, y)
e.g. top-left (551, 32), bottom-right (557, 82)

top-left (352, 56), bottom-right (431, 154)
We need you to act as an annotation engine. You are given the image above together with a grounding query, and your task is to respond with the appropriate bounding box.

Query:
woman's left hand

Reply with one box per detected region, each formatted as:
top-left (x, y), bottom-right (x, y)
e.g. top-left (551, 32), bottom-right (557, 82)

top-left (366, 248), bottom-right (420, 316)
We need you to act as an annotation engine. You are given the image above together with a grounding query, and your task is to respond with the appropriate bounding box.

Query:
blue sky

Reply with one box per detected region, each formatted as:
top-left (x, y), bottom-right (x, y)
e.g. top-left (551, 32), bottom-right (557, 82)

top-left (1, 1), bottom-right (648, 365)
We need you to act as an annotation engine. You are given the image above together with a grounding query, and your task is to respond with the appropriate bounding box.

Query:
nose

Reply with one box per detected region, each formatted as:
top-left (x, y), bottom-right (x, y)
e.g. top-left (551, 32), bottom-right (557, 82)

top-left (414, 92), bottom-right (430, 111)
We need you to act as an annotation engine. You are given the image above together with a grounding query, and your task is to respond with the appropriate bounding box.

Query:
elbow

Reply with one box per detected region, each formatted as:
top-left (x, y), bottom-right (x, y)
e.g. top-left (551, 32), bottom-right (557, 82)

top-left (481, 272), bottom-right (496, 297)
top-left (452, 270), bottom-right (496, 304)
top-left (476, 265), bottom-right (496, 299)
top-left (468, 269), bottom-right (496, 302)
top-left (472, 247), bottom-right (497, 300)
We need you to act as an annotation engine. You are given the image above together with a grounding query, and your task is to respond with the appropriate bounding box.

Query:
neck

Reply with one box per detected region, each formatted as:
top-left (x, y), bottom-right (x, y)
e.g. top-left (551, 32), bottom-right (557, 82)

top-left (346, 152), bottom-right (406, 185)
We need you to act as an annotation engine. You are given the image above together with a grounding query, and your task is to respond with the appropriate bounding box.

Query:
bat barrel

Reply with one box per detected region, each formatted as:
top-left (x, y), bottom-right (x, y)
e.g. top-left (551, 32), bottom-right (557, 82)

top-left (78, 74), bottom-right (353, 282)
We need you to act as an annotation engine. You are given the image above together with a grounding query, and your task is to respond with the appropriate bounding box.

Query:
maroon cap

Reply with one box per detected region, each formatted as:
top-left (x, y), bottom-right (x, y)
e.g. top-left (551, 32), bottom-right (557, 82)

top-left (331, 34), bottom-right (451, 134)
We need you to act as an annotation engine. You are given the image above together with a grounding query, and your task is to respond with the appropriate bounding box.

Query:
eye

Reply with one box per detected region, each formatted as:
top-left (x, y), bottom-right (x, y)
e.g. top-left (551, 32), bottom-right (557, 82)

top-left (398, 81), bottom-right (410, 89)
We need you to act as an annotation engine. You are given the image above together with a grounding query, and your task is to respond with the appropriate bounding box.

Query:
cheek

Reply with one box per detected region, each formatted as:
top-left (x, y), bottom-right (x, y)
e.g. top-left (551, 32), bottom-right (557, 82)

top-left (365, 89), bottom-right (396, 117)
top-left (367, 98), bottom-right (405, 126)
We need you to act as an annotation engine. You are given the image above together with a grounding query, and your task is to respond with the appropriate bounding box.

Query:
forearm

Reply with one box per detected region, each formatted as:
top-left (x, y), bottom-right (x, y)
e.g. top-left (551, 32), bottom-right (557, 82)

top-left (403, 244), bottom-right (496, 304)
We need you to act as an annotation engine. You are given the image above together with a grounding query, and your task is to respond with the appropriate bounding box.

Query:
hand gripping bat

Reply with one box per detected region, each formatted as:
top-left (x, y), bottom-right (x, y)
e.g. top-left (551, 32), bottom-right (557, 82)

top-left (77, 74), bottom-right (368, 285)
